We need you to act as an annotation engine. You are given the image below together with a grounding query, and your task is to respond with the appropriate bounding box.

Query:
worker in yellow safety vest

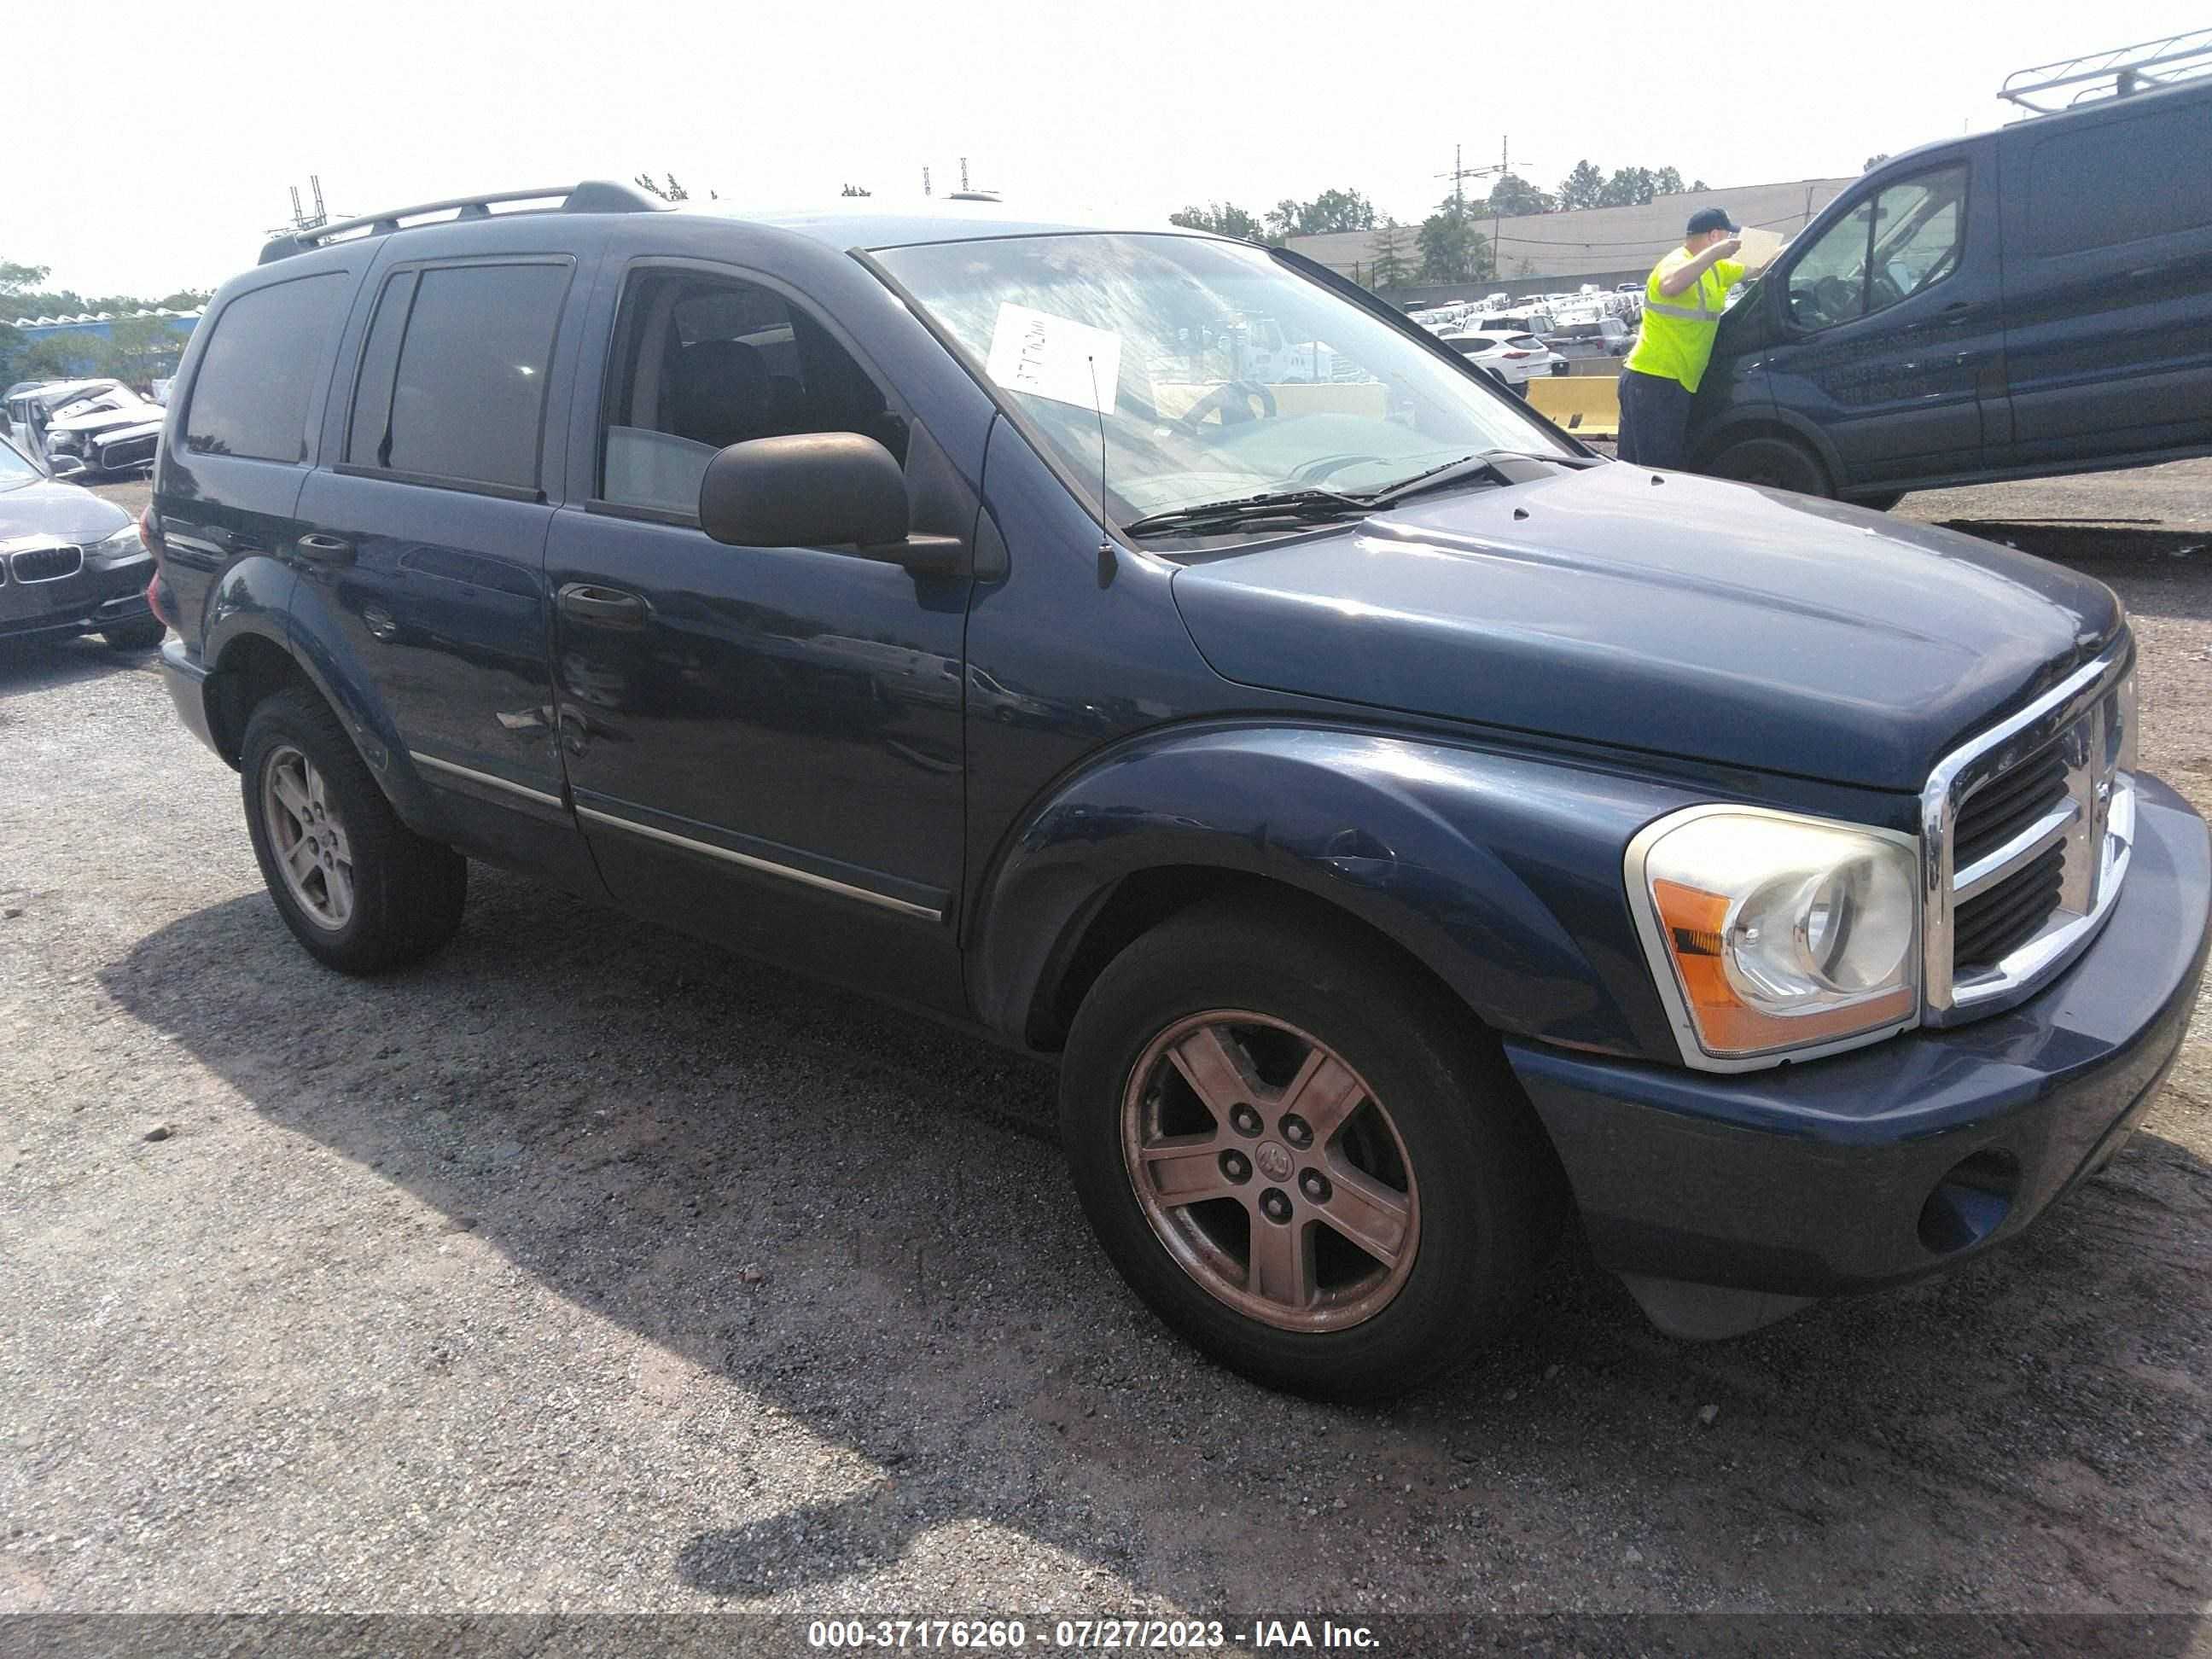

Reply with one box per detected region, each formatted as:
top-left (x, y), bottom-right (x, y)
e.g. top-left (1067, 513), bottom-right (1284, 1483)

top-left (1617, 207), bottom-right (1744, 469)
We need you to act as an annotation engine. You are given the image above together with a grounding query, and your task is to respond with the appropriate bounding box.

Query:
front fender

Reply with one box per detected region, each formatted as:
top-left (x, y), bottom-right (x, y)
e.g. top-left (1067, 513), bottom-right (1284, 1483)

top-left (975, 722), bottom-right (1705, 1060)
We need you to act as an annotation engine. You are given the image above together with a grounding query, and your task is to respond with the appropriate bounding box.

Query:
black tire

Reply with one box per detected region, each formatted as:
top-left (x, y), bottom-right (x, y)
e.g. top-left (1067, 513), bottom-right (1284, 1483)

top-left (1059, 896), bottom-right (1559, 1400)
top-left (239, 687), bottom-right (467, 973)
top-left (1707, 434), bottom-right (1831, 498)
top-left (101, 617), bottom-right (166, 652)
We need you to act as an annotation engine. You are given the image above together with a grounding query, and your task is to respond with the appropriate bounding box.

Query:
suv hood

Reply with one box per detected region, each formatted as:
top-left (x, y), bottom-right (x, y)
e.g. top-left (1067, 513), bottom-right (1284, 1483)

top-left (1168, 462), bottom-right (2122, 791)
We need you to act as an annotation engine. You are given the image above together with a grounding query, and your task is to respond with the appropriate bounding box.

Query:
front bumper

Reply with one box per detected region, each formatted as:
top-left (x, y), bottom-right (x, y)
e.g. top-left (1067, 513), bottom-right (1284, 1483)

top-left (0, 550), bottom-right (154, 642)
top-left (1507, 772), bottom-right (2211, 1336)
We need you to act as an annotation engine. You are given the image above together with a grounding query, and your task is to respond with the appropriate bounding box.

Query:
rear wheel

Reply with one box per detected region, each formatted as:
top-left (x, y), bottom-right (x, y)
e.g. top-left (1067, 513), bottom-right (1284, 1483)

top-left (101, 617), bottom-right (166, 652)
top-left (1708, 434), bottom-right (1831, 497)
top-left (1060, 898), bottom-right (1557, 1400)
top-left (240, 688), bottom-right (467, 973)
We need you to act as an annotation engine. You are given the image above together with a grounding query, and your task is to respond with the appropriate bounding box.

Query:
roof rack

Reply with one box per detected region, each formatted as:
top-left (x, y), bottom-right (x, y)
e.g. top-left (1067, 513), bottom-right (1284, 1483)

top-left (2000, 28), bottom-right (2212, 114)
top-left (257, 178), bottom-right (670, 265)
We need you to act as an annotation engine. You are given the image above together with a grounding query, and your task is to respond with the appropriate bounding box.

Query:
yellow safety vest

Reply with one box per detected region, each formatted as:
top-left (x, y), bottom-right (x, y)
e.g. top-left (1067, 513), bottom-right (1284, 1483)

top-left (1625, 247), bottom-right (1746, 395)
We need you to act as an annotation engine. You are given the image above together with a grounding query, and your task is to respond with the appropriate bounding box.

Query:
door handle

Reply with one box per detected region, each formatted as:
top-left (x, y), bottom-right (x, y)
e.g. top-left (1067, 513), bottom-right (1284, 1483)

top-left (294, 533), bottom-right (355, 566)
top-left (557, 583), bottom-right (649, 627)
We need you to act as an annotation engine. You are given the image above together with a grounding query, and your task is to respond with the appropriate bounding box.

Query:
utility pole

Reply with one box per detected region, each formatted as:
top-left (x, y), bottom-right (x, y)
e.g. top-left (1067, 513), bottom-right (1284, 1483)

top-left (960, 157), bottom-right (969, 191)
top-left (1438, 137), bottom-right (1520, 282)
top-left (923, 166), bottom-right (932, 197)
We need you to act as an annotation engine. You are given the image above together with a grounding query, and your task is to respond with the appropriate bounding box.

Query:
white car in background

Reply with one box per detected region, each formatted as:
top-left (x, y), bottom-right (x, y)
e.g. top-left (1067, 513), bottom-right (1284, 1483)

top-left (1435, 329), bottom-right (1562, 389)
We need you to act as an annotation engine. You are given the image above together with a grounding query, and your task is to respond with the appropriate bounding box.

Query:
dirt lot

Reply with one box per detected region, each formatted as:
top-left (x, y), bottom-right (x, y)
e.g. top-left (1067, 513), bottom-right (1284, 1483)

top-left (3, 463), bottom-right (2211, 1647)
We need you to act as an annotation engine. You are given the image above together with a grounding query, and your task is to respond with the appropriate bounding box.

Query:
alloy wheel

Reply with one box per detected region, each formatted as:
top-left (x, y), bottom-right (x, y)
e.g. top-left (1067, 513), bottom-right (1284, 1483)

top-left (261, 745), bottom-right (354, 930)
top-left (1121, 1010), bottom-right (1420, 1332)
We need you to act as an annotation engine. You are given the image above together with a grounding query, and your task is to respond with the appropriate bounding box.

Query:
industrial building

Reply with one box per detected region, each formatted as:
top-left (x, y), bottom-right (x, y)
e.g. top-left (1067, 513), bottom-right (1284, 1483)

top-left (1288, 175), bottom-right (1858, 305)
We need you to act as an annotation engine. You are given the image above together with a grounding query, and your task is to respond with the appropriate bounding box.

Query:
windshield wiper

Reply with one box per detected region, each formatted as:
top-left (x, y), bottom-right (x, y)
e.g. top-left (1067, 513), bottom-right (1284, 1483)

top-left (1122, 487), bottom-right (1374, 538)
top-left (1122, 449), bottom-right (1581, 539)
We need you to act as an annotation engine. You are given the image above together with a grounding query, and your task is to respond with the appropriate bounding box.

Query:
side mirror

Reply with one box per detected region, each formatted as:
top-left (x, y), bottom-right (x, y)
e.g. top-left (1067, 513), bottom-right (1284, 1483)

top-left (697, 433), bottom-right (962, 574)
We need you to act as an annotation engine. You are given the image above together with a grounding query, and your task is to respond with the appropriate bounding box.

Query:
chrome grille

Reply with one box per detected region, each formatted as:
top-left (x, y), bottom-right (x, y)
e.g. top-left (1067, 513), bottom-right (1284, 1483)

top-left (1922, 643), bottom-right (2137, 1024)
top-left (10, 544), bottom-right (84, 582)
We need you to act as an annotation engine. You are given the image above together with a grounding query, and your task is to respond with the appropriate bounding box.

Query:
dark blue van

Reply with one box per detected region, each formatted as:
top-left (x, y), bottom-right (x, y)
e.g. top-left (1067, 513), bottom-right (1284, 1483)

top-left (148, 184), bottom-right (2209, 1398)
top-left (1692, 76), bottom-right (2212, 504)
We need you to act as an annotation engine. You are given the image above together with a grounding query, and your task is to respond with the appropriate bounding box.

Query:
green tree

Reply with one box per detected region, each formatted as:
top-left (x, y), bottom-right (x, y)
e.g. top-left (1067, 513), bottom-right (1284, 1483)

top-left (1168, 201), bottom-right (1266, 241)
top-left (633, 172), bottom-right (690, 201)
top-left (1690, 178), bottom-right (1709, 192)
top-left (1863, 153), bottom-right (1890, 172)
top-left (105, 316), bottom-right (181, 387)
top-left (1417, 196), bottom-right (1491, 283)
top-left (1557, 160), bottom-right (1607, 212)
top-left (840, 183), bottom-right (872, 196)
top-left (1295, 187), bottom-right (1378, 234)
top-left (1598, 166), bottom-right (1659, 207)
top-left (1367, 218), bottom-right (1412, 288)
top-left (1484, 172), bottom-right (1554, 216)
top-left (1652, 166), bottom-right (1685, 196)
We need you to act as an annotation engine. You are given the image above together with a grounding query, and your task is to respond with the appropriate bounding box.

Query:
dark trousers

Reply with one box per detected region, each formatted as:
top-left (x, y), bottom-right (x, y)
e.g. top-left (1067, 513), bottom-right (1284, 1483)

top-left (1615, 369), bottom-right (1694, 469)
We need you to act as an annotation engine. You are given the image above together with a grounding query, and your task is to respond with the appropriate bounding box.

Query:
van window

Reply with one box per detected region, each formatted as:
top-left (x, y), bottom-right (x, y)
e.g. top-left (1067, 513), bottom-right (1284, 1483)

top-left (346, 261), bottom-right (570, 492)
top-left (2029, 100), bottom-right (2212, 255)
top-left (183, 274), bottom-right (346, 463)
top-left (597, 268), bottom-right (907, 517)
top-left (1784, 165), bottom-right (1965, 331)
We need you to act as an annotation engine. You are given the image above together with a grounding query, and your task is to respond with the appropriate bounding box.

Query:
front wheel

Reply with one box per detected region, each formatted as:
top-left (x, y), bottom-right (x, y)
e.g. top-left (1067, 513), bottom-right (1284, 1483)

top-left (1706, 434), bottom-right (1831, 498)
top-left (1060, 898), bottom-right (1557, 1400)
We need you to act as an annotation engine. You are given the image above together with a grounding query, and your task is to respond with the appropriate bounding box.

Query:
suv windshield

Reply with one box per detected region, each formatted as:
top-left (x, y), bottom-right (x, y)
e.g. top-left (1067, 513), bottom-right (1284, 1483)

top-left (876, 233), bottom-right (1567, 536)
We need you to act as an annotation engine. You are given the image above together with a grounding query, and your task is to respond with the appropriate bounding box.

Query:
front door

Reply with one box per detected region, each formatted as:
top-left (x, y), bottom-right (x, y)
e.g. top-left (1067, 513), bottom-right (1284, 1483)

top-left (1764, 156), bottom-right (1999, 489)
top-left (545, 261), bottom-right (973, 1008)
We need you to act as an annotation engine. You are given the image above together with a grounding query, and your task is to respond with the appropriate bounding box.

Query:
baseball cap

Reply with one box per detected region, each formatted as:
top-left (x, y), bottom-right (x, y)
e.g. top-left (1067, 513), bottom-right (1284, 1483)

top-left (1685, 207), bottom-right (1740, 236)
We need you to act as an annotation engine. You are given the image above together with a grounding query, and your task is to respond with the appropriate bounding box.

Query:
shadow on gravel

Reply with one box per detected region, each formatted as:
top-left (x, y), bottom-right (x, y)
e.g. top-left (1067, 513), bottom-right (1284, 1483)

top-left (98, 870), bottom-right (2212, 1621)
top-left (0, 634), bottom-right (158, 700)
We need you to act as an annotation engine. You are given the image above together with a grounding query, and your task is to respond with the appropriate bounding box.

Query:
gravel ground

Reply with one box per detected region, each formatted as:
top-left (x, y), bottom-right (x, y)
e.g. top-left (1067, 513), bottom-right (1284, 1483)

top-left (3, 465), bottom-right (2211, 1642)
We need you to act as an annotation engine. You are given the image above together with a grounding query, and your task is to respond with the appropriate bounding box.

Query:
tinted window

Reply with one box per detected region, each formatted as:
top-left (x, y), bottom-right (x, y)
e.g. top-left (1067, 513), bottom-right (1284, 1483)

top-left (2029, 100), bottom-right (2212, 255)
top-left (183, 274), bottom-right (346, 462)
top-left (352, 262), bottom-right (569, 491)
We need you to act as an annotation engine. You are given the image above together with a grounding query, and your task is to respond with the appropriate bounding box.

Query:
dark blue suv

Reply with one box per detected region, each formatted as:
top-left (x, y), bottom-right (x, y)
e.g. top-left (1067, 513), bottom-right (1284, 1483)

top-left (151, 183), bottom-right (2211, 1398)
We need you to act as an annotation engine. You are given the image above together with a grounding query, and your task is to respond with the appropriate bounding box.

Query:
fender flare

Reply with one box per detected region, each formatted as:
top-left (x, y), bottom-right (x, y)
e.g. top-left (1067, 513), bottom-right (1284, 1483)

top-left (970, 722), bottom-right (1693, 1061)
top-left (204, 560), bottom-right (446, 838)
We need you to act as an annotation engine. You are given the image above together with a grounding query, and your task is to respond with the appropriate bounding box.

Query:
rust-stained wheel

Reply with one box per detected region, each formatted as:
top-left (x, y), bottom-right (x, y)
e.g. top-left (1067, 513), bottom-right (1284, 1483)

top-left (1062, 895), bottom-right (1558, 1400)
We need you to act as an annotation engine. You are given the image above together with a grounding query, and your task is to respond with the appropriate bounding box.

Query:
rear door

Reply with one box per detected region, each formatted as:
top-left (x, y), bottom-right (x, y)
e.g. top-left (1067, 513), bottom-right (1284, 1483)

top-left (1761, 151), bottom-right (2000, 488)
top-left (1996, 84), bottom-right (2212, 468)
top-left (291, 252), bottom-right (599, 888)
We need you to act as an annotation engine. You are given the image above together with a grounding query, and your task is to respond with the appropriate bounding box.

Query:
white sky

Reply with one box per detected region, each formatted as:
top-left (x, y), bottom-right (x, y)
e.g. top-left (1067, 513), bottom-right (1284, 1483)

top-left (10, 0), bottom-right (2206, 299)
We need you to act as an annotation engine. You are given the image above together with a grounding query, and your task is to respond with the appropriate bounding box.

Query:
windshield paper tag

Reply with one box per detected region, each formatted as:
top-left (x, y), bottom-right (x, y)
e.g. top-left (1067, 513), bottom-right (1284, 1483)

top-left (985, 304), bottom-right (1121, 414)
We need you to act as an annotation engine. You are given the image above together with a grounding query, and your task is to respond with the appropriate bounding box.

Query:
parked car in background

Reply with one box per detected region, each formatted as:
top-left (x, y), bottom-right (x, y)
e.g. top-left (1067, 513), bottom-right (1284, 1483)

top-left (0, 378), bottom-right (162, 480)
top-left (1436, 329), bottom-right (1561, 387)
top-left (41, 385), bottom-right (166, 479)
top-left (0, 434), bottom-right (163, 651)
top-left (1691, 73), bottom-right (2212, 507)
top-left (152, 182), bottom-right (2207, 1400)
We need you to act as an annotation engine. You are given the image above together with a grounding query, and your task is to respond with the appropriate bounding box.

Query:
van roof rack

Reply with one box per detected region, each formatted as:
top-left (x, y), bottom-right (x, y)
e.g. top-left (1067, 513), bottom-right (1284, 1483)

top-left (2000, 28), bottom-right (2212, 114)
top-left (257, 178), bottom-right (671, 265)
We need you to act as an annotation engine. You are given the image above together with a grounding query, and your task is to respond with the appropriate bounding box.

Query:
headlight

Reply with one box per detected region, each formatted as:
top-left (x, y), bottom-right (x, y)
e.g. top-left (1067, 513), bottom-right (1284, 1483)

top-left (1627, 806), bottom-right (1919, 1069)
top-left (86, 524), bottom-right (148, 568)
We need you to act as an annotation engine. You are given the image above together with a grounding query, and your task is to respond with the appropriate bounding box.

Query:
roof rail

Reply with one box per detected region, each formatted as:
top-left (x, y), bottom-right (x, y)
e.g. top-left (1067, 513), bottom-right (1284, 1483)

top-left (257, 178), bottom-right (671, 265)
top-left (2000, 28), bottom-right (2212, 114)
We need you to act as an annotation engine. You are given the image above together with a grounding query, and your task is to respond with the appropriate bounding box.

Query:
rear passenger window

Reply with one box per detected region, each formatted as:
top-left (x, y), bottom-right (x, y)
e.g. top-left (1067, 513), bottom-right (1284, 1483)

top-left (345, 261), bottom-right (570, 493)
top-left (597, 269), bottom-right (907, 517)
top-left (183, 274), bottom-right (346, 463)
top-left (2029, 102), bottom-right (2212, 255)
